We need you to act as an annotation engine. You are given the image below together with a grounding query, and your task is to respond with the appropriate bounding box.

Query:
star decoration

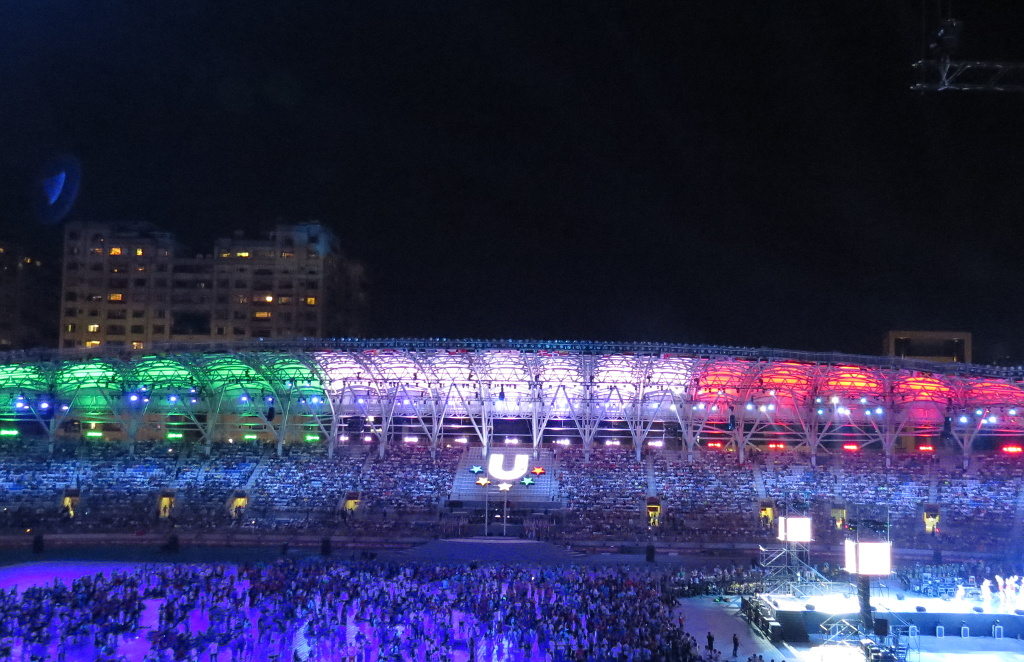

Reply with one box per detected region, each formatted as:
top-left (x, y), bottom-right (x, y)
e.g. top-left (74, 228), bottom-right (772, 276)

top-left (497, 482), bottom-right (513, 492)
top-left (469, 465), bottom-right (484, 474)
top-left (520, 476), bottom-right (535, 486)
top-left (531, 466), bottom-right (546, 475)
top-left (475, 477), bottom-right (491, 486)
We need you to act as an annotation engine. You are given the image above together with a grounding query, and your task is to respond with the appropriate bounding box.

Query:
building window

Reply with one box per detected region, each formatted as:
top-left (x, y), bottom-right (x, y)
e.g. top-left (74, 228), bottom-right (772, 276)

top-left (152, 325), bottom-right (165, 334)
top-left (254, 311), bottom-right (272, 319)
top-left (64, 308), bottom-right (77, 317)
top-left (84, 340), bottom-right (101, 348)
top-left (233, 311), bottom-right (245, 320)
top-left (87, 324), bottom-right (100, 333)
top-left (215, 327), bottom-right (226, 335)
top-left (280, 251), bottom-right (294, 258)
top-left (107, 325), bottom-right (125, 336)
top-left (131, 341), bottom-right (144, 350)
top-left (62, 340), bottom-right (77, 348)
top-left (130, 325), bottom-right (145, 334)
top-left (108, 293), bottom-right (124, 302)
top-left (278, 296), bottom-right (292, 304)
top-left (235, 251), bottom-right (250, 258)
top-left (65, 324), bottom-right (77, 333)
top-left (304, 297), bottom-right (317, 306)
top-left (154, 310), bottom-right (166, 318)
top-left (64, 292), bottom-right (78, 302)
top-left (131, 310), bottom-right (145, 318)
top-left (91, 247), bottom-right (103, 255)
top-left (135, 248), bottom-right (144, 256)
top-left (106, 310), bottom-right (127, 320)
top-left (109, 247), bottom-right (122, 256)
top-left (233, 327), bottom-right (245, 335)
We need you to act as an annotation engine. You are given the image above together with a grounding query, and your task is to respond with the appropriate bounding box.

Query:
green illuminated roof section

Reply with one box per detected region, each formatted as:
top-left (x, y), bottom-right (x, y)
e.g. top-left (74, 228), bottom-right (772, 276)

top-left (0, 363), bottom-right (50, 393)
top-left (55, 359), bottom-right (121, 396)
top-left (128, 356), bottom-right (196, 388)
top-left (193, 354), bottom-right (270, 395)
top-left (258, 354), bottom-right (326, 398)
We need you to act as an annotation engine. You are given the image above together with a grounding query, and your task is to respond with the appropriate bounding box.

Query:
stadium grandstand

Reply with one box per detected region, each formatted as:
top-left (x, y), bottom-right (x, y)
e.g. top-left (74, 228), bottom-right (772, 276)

top-left (0, 337), bottom-right (1022, 555)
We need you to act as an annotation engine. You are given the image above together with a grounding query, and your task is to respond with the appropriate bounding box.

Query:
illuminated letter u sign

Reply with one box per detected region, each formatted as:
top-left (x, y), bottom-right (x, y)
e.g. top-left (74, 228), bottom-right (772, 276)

top-left (487, 452), bottom-right (530, 480)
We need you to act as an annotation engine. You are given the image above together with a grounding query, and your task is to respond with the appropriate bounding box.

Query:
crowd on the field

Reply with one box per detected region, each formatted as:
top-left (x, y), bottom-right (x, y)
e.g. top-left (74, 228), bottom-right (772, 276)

top-left (0, 559), bottom-right (735, 662)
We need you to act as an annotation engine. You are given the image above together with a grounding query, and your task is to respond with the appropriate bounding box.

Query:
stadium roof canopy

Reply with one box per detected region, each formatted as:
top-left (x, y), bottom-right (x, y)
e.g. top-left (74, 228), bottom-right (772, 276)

top-left (0, 338), bottom-right (1021, 460)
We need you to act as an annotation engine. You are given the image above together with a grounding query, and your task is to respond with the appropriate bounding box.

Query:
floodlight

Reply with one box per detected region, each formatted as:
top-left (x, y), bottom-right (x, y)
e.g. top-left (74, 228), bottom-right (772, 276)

top-left (845, 540), bottom-right (892, 575)
top-left (778, 516), bottom-right (812, 543)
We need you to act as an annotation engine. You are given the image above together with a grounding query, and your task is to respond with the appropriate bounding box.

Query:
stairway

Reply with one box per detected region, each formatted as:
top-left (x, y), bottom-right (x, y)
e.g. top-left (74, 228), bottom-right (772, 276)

top-left (752, 461), bottom-right (768, 500)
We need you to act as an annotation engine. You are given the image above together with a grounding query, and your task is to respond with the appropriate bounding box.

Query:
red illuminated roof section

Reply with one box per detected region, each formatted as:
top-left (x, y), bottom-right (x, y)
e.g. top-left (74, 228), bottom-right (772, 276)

top-left (752, 362), bottom-right (815, 403)
top-left (820, 366), bottom-right (884, 399)
top-left (693, 361), bottom-right (752, 401)
top-left (893, 374), bottom-right (953, 404)
top-left (959, 379), bottom-right (1024, 407)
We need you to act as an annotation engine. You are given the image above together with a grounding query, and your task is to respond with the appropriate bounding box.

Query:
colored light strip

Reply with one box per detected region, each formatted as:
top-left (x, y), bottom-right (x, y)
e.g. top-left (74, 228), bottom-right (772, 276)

top-left (1002, 445), bottom-right (1023, 454)
top-left (243, 434), bottom-right (258, 440)
top-left (166, 432), bottom-right (184, 439)
top-left (304, 434), bottom-right (319, 441)
top-left (842, 443), bottom-right (859, 451)
top-left (85, 431), bottom-right (103, 438)
top-left (0, 429), bottom-right (18, 436)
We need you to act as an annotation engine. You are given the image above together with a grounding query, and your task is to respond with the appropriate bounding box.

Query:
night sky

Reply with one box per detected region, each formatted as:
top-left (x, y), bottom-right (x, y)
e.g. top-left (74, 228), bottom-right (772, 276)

top-left (3, 2), bottom-right (1024, 361)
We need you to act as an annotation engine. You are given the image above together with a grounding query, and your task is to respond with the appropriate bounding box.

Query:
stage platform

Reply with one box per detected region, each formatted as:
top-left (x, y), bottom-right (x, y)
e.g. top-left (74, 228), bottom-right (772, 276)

top-left (764, 590), bottom-right (1024, 641)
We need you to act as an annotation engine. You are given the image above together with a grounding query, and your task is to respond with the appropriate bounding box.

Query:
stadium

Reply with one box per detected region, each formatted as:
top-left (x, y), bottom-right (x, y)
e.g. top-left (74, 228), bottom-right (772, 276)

top-left (2, 337), bottom-right (1024, 662)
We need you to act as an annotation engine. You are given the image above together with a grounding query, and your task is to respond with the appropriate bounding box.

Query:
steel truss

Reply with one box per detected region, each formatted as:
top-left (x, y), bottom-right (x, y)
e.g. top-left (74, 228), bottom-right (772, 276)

top-left (759, 544), bottom-right (842, 598)
top-left (913, 59), bottom-right (1024, 92)
top-left (0, 340), bottom-right (1021, 466)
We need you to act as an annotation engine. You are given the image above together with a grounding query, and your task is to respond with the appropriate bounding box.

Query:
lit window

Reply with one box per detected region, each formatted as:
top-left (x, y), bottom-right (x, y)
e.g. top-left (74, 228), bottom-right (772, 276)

top-left (135, 248), bottom-right (144, 256)
top-left (220, 251), bottom-right (231, 258)
top-left (305, 297), bottom-right (317, 306)
top-left (109, 247), bottom-right (122, 256)
top-left (108, 293), bottom-right (123, 301)
top-left (91, 247), bottom-right (103, 254)
top-left (235, 251), bottom-right (250, 258)
top-left (278, 296), bottom-right (292, 304)
top-left (84, 340), bottom-right (101, 348)
top-left (65, 324), bottom-right (76, 333)
top-left (87, 324), bottom-right (100, 333)
top-left (255, 311), bottom-right (272, 319)
top-left (131, 341), bottom-right (144, 350)
top-left (263, 295), bottom-right (274, 302)
top-left (280, 251), bottom-right (294, 258)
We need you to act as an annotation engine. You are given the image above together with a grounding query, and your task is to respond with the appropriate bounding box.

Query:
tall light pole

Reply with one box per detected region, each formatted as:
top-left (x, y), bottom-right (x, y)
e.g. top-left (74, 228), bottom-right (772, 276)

top-left (498, 482), bottom-right (512, 536)
top-left (476, 476), bottom-right (491, 536)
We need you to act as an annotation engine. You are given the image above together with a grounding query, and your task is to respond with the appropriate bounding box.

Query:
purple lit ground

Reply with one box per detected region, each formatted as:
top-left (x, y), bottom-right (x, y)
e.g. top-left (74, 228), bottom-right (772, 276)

top-left (4, 558), bottom-right (1021, 662)
top-left (0, 558), bottom-right (787, 662)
